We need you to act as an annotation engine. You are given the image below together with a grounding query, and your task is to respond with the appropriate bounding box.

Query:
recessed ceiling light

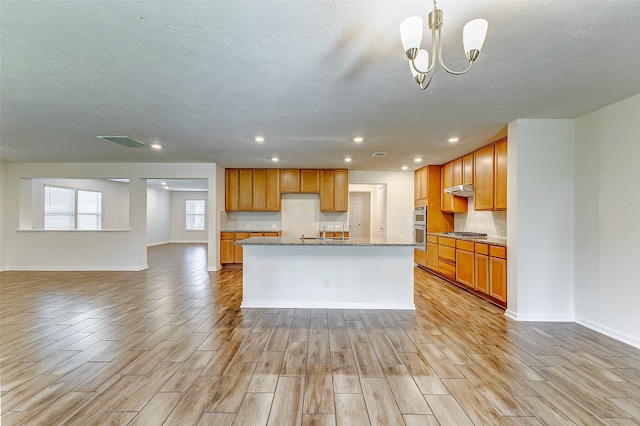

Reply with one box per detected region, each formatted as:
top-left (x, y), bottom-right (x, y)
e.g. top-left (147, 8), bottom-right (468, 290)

top-left (353, 136), bottom-right (364, 143)
top-left (402, 166), bottom-right (408, 170)
top-left (255, 136), bottom-right (265, 143)
top-left (345, 157), bottom-right (352, 162)
top-left (150, 143), bottom-right (162, 150)
top-left (161, 181), bottom-right (166, 185)
top-left (271, 157), bottom-right (279, 162)
top-left (414, 158), bottom-right (422, 163)
top-left (448, 137), bottom-right (459, 143)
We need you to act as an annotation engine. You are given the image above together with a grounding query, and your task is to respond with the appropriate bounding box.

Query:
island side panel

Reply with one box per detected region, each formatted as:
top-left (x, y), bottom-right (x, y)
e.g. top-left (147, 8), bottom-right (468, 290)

top-left (241, 245), bottom-right (415, 309)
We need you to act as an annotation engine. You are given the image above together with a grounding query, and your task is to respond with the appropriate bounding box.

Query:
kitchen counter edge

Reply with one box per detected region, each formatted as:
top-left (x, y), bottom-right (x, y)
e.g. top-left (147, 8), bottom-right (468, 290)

top-left (428, 232), bottom-right (507, 247)
top-left (235, 237), bottom-right (415, 247)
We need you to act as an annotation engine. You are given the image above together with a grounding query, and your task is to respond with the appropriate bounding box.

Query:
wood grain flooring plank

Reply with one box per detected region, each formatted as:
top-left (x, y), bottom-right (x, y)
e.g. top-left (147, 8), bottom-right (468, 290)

top-left (424, 394), bottom-right (475, 426)
top-left (281, 341), bottom-right (308, 376)
top-left (232, 392), bottom-right (274, 425)
top-left (360, 377), bottom-right (404, 426)
top-left (352, 342), bottom-right (384, 378)
top-left (302, 414), bottom-right (337, 426)
top-left (247, 350), bottom-right (285, 392)
top-left (397, 351), bottom-right (449, 395)
top-left (327, 310), bottom-right (345, 327)
top-left (382, 364), bottom-right (431, 414)
top-left (514, 396), bottom-right (581, 425)
top-left (22, 391), bottom-right (93, 426)
top-left (308, 332), bottom-right (331, 364)
top-left (208, 362), bottom-right (257, 412)
top-left (265, 326), bottom-right (291, 352)
top-left (163, 374), bottom-right (223, 425)
top-left (329, 327), bottom-right (351, 352)
top-left (334, 393), bottom-right (370, 426)
top-left (200, 341), bottom-right (242, 376)
top-left (234, 332), bottom-right (269, 363)
top-left (128, 391), bottom-right (184, 426)
top-left (304, 363), bottom-right (335, 414)
top-left (346, 321), bottom-right (370, 343)
top-left (110, 361), bottom-right (181, 411)
top-left (267, 376), bottom-right (305, 426)
top-left (198, 412), bottom-right (236, 425)
top-left (161, 349), bottom-right (215, 392)
top-left (402, 414), bottom-right (440, 425)
top-left (330, 351), bottom-right (362, 394)
top-left (416, 343), bottom-right (465, 379)
top-left (442, 378), bottom-right (508, 425)
top-left (368, 334), bottom-right (402, 365)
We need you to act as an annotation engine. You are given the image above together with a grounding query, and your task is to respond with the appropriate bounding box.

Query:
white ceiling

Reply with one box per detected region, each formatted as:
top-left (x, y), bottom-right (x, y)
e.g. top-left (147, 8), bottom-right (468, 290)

top-left (2, 1), bottom-right (640, 171)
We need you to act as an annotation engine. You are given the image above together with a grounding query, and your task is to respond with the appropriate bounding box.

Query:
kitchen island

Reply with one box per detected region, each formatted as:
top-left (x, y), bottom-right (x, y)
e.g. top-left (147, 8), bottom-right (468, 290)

top-left (236, 236), bottom-right (415, 309)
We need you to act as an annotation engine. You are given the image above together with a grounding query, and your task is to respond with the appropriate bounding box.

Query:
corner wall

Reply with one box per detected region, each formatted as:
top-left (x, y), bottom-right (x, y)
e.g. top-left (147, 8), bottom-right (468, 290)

top-left (574, 93), bottom-right (640, 347)
top-left (506, 119), bottom-right (575, 321)
top-left (0, 161), bottom-right (8, 271)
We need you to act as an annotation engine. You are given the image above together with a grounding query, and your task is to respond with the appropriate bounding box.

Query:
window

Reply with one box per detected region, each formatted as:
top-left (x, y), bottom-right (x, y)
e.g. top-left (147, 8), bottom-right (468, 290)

top-left (186, 199), bottom-right (205, 231)
top-left (44, 186), bottom-right (102, 230)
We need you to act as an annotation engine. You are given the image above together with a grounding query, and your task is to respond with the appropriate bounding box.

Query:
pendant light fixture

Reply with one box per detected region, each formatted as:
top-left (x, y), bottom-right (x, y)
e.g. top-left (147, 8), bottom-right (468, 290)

top-left (400, 0), bottom-right (488, 90)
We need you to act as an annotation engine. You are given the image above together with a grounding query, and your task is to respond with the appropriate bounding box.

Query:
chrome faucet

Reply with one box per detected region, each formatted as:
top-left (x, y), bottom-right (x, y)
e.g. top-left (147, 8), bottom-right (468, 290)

top-left (321, 226), bottom-right (327, 240)
top-left (341, 222), bottom-right (346, 240)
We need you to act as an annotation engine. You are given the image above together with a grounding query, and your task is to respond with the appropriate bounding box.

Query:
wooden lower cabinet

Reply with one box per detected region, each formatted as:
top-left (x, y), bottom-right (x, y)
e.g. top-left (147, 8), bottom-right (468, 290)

top-left (455, 241), bottom-right (474, 288)
top-left (414, 249), bottom-right (428, 267)
top-left (421, 235), bottom-right (506, 308)
top-left (220, 231), bottom-right (281, 264)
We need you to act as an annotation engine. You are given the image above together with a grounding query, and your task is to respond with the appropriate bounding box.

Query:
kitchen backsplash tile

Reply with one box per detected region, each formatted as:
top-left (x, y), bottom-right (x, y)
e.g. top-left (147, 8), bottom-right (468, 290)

top-left (454, 197), bottom-right (507, 237)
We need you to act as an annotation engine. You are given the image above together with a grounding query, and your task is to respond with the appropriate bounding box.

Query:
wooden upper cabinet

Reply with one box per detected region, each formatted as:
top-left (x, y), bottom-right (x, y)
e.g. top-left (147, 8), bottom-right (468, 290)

top-left (300, 169), bottom-right (320, 193)
top-left (225, 168), bottom-right (239, 211)
top-left (474, 144), bottom-right (495, 210)
top-left (265, 169), bottom-right (281, 211)
top-left (452, 158), bottom-right (463, 186)
top-left (414, 166), bottom-right (428, 206)
top-left (252, 169), bottom-right (267, 211)
top-left (441, 161), bottom-right (467, 213)
top-left (238, 169), bottom-right (253, 211)
top-left (280, 169), bottom-right (300, 193)
top-left (463, 154), bottom-right (474, 185)
top-left (320, 169), bottom-right (348, 212)
top-left (320, 170), bottom-right (334, 211)
top-left (333, 169), bottom-right (348, 212)
top-left (494, 138), bottom-right (507, 210)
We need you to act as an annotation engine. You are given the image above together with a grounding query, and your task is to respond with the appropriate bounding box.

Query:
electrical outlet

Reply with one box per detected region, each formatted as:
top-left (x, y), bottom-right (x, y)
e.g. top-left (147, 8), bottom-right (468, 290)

top-left (324, 278), bottom-right (331, 288)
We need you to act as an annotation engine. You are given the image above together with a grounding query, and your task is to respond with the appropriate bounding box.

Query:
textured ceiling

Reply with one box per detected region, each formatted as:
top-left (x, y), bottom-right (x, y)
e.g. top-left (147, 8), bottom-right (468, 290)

top-left (2, 1), bottom-right (640, 171)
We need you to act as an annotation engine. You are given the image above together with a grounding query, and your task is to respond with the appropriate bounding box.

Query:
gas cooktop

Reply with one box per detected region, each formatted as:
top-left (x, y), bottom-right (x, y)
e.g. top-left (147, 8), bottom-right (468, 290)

top-left (441, 231), bottom-right (488, 237)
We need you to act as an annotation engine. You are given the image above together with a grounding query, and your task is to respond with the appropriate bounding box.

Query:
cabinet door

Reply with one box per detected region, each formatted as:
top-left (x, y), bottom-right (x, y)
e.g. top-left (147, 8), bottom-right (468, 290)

top-left (235, 232), bottom-right (250, 264)
top-left (333, 169), bottom-right (349, 212)
top-left (456, 249), bottom-right (474, 288)
top-left (474, 144), bottom-right (495, 210)
top-left (320, 170), bottom-right (334, 211)
top-left (221, 239), bottom-right (235, 263)
top-left (300, 169), bottom-right (320, 193)
top-left (452, 158), bottom-right (463, 186)
top-left (489, 256), bottom-right (507, 302)
top-left (419, 167), bottom-right (428, 201)
top-left (225, 169), bottom-right (239, 211)
top-left (414, 249), bottom-right (428, 267)
top-left (475, 253), bottom-right (489, 294)
top-left (239, 169), bottom-right (253, 211)
top-left (280, 169), bottom-right (300, 193)
top-left (494, 138), bottom-right (507, 210)
top-left (266, 169), bottom-right (281, 211)
top-left (414, 169), bottom-right (421, 204)
top-left (252, 169), bottom-right (267, 211)
top-left (441, 162), bottom-right (467, 213)
top-left (427, 242), bottom-right (439, 270)
top-left (463, 154), bottom-right (474, 185)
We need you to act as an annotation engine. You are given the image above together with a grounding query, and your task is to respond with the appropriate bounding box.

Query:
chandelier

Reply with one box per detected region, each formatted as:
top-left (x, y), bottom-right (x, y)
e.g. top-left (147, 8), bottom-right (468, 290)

top-left (400, 0), bottom-right (488, 90)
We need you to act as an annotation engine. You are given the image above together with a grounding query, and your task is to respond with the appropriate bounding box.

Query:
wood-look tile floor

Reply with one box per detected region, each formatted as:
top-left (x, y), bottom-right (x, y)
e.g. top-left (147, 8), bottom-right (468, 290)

top-left (1, 243), bottom-right (640, 425)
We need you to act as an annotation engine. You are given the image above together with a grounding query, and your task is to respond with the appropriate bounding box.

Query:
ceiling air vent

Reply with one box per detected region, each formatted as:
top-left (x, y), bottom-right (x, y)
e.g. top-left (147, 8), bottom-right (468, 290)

top-left (371, 152), bottom-right (388, 158)
top-left (97, 136), bottom-right (146, 148)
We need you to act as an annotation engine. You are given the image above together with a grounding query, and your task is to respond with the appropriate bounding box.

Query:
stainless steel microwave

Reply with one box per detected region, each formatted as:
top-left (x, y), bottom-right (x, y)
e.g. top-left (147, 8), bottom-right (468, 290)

top-left (413, 206), bottom-right (426, 226)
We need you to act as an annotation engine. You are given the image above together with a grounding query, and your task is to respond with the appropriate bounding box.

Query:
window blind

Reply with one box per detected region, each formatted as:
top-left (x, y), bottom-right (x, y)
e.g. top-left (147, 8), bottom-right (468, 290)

top-left (186, 199), bottom-right (206, 231)
top-left (77, 190), bottom-right (102, 230)
top-left (44, 186), bottom-right (75, 229)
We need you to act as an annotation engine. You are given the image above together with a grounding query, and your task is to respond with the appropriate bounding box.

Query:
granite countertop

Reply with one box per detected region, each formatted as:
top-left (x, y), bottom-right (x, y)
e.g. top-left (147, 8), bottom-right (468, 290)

top-left (221, 229), bottom-right (281, 233)
top-left (235, 236), bottom-right (415, 247)
top-left (428, 232), bottom-right (507, 247)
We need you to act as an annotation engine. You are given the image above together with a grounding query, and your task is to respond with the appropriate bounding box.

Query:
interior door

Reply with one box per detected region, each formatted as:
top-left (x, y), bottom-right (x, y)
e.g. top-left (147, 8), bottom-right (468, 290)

top-left (349, 192), bottom-right (370, 238)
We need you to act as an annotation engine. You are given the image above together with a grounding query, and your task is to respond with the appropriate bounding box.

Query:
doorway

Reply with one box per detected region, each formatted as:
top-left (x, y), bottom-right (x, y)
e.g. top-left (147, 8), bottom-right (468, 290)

top-left (349, 192), bottom-right (371, 238)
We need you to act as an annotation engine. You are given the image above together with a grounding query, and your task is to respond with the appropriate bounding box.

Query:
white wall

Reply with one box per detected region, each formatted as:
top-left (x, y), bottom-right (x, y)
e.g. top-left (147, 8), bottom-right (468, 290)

top-left (170, 191), bottom-right (208, 243)
top-left (4, 163), bottom-right (218, 270)
top-left (147, 187), bottom-right (171, 246)
top-left (574, 93), bottom-right (640, 347)
top-left (507, 119), bottom-right (575, 321)
top-left (0, 161), bottom-right (8, 271)
top-left (29, 178), bottom-right (129, 229)
top-left (349, 171), bottom-right (414, 241)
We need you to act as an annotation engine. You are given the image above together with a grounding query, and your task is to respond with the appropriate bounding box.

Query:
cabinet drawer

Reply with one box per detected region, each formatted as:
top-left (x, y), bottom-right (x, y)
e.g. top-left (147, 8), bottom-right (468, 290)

top-left (263, 232), bottom-right (279, 237)
top-left (475, 243), bottom-right (489, 255)
top-left (220, 232), bottom-right (235, 240)
top-left (414, 249), bottom-right (428, 267)
top-left (438, 260), bottom-right (455, 278)
top-left (456, 240), bottom-right (475, 251)
top-left (438, 245), bottom-right (455, 261)
top-left (439, 237), bottom-right (456, 248)
top-left (490, 245), bottom-right (506, 259)
top-left (427, 235), bottom-right (439, 244)
top-left (235, 232), bottom-right (250, 240)
top-left (249, 232), bottom-right (264, 237)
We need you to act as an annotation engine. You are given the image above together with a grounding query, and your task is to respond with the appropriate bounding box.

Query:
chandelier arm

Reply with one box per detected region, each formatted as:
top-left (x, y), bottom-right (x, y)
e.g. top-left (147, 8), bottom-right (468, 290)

top-left (419, 68), bottom-right (435, 90)
top-left (435, 27), bottom-right (474, 75)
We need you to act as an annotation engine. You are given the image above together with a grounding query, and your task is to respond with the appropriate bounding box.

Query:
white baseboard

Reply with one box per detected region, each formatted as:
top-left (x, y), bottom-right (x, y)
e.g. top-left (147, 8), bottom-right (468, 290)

top-left (575, 316), bottom-right (640, 350)
top-left (5, 264), bottom-right (148, 272)
top-left (169, 240), bottom-right (208, 244)
top-left (147, 241), bottom-right (171, 247)
top-left (504, 309), bottom-right (574, 322)
top-left (208, 265), bottom-right (222, 272)
top-left (241, 301), bottom-right (416, 310)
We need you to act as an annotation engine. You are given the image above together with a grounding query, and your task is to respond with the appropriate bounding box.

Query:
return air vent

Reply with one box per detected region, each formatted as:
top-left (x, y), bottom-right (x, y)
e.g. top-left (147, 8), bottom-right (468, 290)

top-left (97, 136), bottom-right (146, 148)
top-left (371, 152), bottom-right (388, 158)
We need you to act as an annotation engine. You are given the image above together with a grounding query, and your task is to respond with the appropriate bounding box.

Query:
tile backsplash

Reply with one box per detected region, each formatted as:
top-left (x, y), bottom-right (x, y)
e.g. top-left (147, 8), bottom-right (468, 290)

top-left (454, 197), bottom-right (507, 237)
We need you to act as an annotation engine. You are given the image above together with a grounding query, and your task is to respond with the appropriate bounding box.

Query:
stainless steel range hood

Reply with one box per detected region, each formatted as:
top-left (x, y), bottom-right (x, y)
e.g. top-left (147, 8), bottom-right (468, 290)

top-left (443, 184), bottom-right (474, 197)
